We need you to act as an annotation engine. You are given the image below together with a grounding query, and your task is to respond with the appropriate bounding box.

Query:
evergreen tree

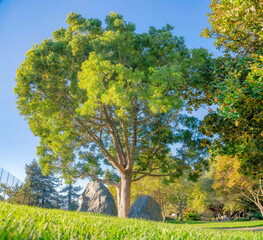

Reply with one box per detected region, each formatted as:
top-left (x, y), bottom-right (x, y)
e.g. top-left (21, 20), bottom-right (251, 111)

top-left (25, 160), bottom-right (61, 208)
top-left (60, 182), bottom-right (82, 210)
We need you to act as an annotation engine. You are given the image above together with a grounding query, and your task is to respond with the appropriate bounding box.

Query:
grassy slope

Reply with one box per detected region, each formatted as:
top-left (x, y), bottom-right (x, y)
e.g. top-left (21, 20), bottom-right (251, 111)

top-left (0, 202), bottom-right (263, 240)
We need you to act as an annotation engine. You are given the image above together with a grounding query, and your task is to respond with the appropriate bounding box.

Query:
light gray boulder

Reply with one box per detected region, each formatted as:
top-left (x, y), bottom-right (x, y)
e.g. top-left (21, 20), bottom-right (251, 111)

top-left (221, 215), bottom-right (231, 221)
top-left (77, 181), bottom-right (117, 216)
top-left (128, 195), bottom-right (162, 221)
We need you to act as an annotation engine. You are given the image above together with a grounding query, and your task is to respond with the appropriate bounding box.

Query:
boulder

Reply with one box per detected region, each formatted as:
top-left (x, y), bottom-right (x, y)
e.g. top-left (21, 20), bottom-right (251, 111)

top-left (77, 181), bottom-right (117, 216)
top-left (221, 215), bottom-right (231, 221)
top-left (128, 195), bottom-right (162, 221)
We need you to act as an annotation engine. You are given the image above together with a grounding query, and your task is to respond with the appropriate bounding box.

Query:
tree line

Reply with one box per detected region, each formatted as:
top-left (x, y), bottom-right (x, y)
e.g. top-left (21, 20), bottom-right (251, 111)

top-left (0, 160), bottom-right (81, 211)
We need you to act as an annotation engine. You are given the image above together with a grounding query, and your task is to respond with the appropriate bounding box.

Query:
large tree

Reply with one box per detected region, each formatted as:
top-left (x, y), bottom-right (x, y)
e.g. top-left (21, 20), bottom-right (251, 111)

top-left (15, 12), bottom-right (211, 217)
top-left (200, 0), bottom-right (263, 174)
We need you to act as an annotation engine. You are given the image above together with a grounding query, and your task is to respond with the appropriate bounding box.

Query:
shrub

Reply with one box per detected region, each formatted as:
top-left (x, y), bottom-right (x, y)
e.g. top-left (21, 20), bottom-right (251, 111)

top-left (184, 212), bottom-right (200, 221)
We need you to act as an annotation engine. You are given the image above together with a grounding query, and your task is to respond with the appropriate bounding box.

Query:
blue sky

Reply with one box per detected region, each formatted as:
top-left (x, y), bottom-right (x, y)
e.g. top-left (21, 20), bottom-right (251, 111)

top-left (0, 0), bottom-right (220, 183)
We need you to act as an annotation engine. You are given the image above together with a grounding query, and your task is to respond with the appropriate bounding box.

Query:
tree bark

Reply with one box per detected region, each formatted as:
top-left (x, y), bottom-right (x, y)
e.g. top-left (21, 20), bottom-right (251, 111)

top-left (163, 201), bottom-right (167, 222)
top-left (255, 202), bottom-right (263, 218)
top-left (117, 173), bottom-right (132, 218)
top-left (68, 183), bottom-right (72, 210)
top-left (179, 208), bottom-right (183, 223)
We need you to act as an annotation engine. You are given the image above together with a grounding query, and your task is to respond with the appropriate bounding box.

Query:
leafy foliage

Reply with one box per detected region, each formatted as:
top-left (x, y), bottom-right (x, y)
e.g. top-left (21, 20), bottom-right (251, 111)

top-left (6, 183), bottom-right (36, 206)
top-left (200, 163), bottom-right (249, 218)
top-left (202, 0), bottom-right (263, 54)
top-left (213, 156), bottom-right (263, 216)
top-left (200, 0), bottom-right (263, 174)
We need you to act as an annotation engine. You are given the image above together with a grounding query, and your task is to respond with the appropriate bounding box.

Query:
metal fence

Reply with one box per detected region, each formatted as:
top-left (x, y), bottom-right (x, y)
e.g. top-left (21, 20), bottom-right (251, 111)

top-left (0, 167), bottom-right (24, 188)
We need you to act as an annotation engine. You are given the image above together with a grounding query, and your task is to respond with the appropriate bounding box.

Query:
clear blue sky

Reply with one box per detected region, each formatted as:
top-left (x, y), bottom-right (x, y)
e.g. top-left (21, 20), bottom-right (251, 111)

top-left (0, 0), bottom-right (220, 182)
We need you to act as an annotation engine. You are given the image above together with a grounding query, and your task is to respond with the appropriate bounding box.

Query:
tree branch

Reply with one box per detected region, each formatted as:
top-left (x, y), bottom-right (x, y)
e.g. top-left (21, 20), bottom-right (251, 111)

top-left (132, 168), bottom-right (179, 182)
top-left (137, 109), bottom-right (179, 141)
top-left (127, 102), bottom-right (137, 171)
top-left (102, 105), bottom-right (126, 169)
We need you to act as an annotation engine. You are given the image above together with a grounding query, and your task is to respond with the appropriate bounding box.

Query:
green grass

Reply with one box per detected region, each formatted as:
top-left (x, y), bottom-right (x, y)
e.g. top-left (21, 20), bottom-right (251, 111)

top-left (0, 202), bottom-right (263, 239)
top-left (167, 220), bottom-right (263, 229)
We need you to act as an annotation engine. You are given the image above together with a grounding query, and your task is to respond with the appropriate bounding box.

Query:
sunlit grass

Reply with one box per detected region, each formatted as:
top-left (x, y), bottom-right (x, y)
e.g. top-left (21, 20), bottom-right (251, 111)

top-left (0, 202), bottom-right (263, 239)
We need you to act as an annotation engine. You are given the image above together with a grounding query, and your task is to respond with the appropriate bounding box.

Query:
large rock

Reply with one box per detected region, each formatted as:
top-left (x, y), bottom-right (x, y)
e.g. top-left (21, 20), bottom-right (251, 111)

top-left (221, 215), bottom-right (231, 221)
top-left (77, 181), bottom-right (117, 216)
top-left (128, 195), bottom-right (162, 221)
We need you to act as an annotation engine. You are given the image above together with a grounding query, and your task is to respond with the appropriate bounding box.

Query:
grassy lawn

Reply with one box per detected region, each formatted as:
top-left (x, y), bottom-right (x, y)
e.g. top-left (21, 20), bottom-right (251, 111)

top-left (167, 220), bottom-right (263, 229)
top-left (1, 202), bottom-right (263, 239)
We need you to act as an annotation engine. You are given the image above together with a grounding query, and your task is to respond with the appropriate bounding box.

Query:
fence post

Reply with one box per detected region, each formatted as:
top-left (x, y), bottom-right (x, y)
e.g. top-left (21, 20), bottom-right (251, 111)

top-left (6, 173), bottom-right (9, 186)
top-left (0, 168), bottom-right (24, 201)
top-left (11, 176), bottom-right (15, 187)
top-left (0, 168), bottom-right (3, 183)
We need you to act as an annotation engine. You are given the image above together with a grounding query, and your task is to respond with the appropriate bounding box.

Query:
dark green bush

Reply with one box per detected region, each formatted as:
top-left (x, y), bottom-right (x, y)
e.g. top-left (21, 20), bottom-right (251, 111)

top-left (252, 212), bottom-right (263, 220)
top-left (184, 212), bottom-right (200, 221)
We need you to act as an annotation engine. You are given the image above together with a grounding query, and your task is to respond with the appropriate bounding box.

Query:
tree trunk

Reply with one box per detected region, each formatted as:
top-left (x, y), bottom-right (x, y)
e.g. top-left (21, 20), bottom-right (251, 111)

top-left (255, 202), bottom-right (263, 218)
top-left (179, 208), bottom-right (183, 223)
top-left (260, 207), bottom-right (263, 218)
top-left (163, 201), bottom-right (167, 222)
top-left (68, 183), bottom-right (72, 210)
top-left (117, 173), bottom-right (132, 218)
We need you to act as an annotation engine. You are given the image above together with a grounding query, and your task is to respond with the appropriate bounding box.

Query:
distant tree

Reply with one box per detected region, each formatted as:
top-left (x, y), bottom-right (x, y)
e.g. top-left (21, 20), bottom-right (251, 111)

top-left (214, 156), bottom-right (263, 217)
top-left (25, 160), bottom-right (61, 208)
top-left (200, 165), bottom-right (247, 219)
top-left (0, 182), bottom-right (36, 206)
top-left (60, 182), bottom-right (82, 210)
top-left (168, 177), bottom-right (206, 223)
top-left (126, 176), bottom-right (206, 222)
top-left (127, 176), bottom-right (172, 221)
top-left (0, 183), bottom-right (19, 201)
top-left (0, 183), bottom-right (6, 198)
top-left (15, 12), bottom-right (212, 217)
top-left (7, 183), bottom-right (36, 206)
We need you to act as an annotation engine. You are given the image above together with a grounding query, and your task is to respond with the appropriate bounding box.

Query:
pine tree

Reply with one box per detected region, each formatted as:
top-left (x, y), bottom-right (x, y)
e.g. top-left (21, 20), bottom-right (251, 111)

top-left (60, 182), bottom-right (82, 210)
top-left (25, 160), bottom-right (61, 208)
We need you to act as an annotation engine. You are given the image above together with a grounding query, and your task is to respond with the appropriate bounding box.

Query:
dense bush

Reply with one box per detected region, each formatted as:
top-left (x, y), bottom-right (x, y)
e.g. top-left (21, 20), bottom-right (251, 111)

top-left (184, 212), bottom-right (200, 221)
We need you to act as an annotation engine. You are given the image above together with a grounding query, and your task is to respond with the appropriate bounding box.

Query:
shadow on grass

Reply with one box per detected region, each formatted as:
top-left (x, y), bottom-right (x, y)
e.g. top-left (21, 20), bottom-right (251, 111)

top-left (166, 220), bottom-right (263, 230)
top-left (166, 220), bottom-right (207, 225)
top-left (210, 224), bottom-right (263, 230)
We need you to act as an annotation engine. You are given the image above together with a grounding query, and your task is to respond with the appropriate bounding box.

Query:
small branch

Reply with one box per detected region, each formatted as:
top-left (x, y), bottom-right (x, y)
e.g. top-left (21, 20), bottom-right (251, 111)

top-left (132, 168), bottom-right (179, 182)
top-left (54, 155), bottom-right (118, 187)
top-left (137, 109), bottom-right (179, 141)
top-left (137, 112), bottom-right (153, 132)
top-left (102, 105), bottom-right (126, 168)
top-left (127, 102), bottom-right (137, 171)
top-left (75, 116), bottom-right (124, 173)
top-left (76, 172), bottom-right (118, 187)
